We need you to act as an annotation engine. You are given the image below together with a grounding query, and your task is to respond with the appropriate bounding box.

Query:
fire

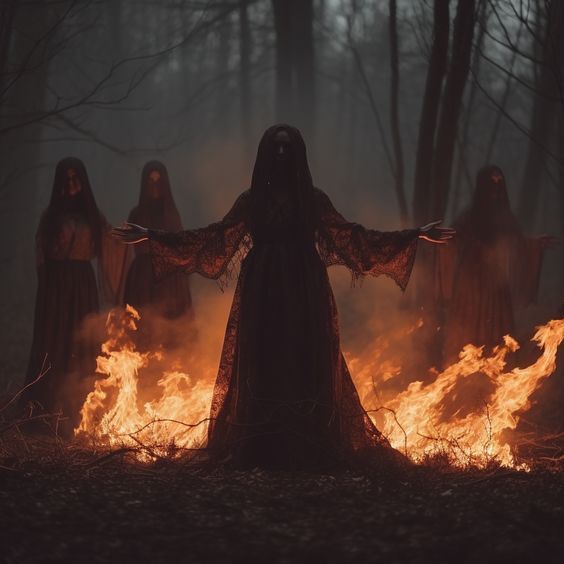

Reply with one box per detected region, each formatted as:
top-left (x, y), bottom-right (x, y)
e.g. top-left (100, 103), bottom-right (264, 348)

top-left (76, 306), bottom-right (213, 458)
top-left (77, 304), bottom-right (563, 468)
top-left (361, 319), bottom-right (564, 468)
top-left (347, 316), bottom-right (423, 407)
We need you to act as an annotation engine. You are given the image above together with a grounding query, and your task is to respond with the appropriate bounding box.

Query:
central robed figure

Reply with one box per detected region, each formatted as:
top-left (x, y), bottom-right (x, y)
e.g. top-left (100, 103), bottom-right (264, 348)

top-left (114, 124), bottom-right (452, 469)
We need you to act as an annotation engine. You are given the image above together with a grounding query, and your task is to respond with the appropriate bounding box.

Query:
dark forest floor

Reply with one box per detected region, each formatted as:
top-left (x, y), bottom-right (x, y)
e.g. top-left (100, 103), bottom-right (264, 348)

top-left (1, 441), bottom-right (564, 564)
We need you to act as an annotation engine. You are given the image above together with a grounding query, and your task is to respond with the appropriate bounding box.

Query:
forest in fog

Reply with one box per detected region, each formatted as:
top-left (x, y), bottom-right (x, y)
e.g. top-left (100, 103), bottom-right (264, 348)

top-left (4, 4), bottom-right (564, 561)
top-left (1, 0), bottom-right (563, 390)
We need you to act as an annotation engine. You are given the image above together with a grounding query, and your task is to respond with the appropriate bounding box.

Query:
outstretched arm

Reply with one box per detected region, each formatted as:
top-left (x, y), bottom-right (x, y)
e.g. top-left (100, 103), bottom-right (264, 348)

top-left (112, 222), bottom-right (149, 243)
top-left (112, 191), bottom-right (251, 281)
top-left (419, 220), bottom-right (455, 244)
top-left (314, 188), bottom-right (454, 289)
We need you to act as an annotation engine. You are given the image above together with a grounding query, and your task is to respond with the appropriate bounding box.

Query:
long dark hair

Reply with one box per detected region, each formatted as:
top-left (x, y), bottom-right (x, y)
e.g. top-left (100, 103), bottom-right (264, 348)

top-left (128, 160), bottom-right (182, 231)
top-left (249, 124), bottom-right (315, 236)
top-left (40, 157), bottom-right (102, 254)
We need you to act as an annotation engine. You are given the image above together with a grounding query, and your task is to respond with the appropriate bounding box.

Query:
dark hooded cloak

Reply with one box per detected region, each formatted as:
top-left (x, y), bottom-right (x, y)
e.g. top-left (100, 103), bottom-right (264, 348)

top-left (22, 157), bottom-right (118, 428)
top-left (148, 125), bottom-right (420, 469)
top-left (436, 164), bottom-right (544, 364)
top-left (122, 161), bottom-right (193, 322)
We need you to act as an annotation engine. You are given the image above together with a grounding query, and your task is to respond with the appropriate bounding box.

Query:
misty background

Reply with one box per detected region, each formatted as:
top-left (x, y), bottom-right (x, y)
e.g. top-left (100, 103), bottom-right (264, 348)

top-left (1, 0), bottom-right (563, 392)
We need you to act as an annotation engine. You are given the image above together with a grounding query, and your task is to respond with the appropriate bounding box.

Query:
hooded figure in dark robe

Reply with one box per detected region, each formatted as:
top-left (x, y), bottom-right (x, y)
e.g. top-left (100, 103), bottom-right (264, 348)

top-left (115, 125), bottom-right (451, 470)
top-left (22, 157), bottom-right (127, 429)
top-left (123, 161), bottom-right (193, 322)
top-left (436, 164), bottom-right (548, 365)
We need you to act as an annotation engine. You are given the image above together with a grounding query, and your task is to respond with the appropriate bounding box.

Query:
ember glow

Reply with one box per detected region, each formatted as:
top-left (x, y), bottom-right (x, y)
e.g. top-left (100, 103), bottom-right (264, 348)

top-left (75, 305), bottom-right (213, 457)
top-left (77, 306), bottom-right (563, 468)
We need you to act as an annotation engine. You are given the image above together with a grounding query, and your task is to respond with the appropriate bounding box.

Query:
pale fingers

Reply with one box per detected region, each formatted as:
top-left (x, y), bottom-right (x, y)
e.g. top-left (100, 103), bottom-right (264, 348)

top-left (419, 235), bottom-right (448, 244)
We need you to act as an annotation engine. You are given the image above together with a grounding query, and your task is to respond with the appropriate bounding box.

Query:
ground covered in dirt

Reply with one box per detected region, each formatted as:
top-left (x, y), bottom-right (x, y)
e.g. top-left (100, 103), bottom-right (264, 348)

top-left (1, 443), bottom-right (564, 564)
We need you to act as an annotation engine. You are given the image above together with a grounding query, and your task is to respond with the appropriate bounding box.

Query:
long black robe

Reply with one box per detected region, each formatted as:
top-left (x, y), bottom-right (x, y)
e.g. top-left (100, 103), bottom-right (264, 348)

top-left (23, 158), bottom-right (126, 429)
top-left (147, 126), bottom-right (419, 469)
top-left (436, 165), bottom-right (544, 364)
top-left (123, 161), bottom-right (193, 321)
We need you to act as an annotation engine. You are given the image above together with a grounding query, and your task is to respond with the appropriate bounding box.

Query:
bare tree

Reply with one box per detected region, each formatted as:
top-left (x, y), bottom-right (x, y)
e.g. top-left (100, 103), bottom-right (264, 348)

top-left (239, 0), bottom-right (252, 157)
top-left (517, 0), bottom-right (564, 231)
top-left (272, 0), bottom-right (315, 138)
top-left (388, 0), bottom-right (408, 225)
top-left (450, 0), bottom-right (488, 218)
top-left (412, 0), bottom-right (450, 226)
top-left (484, 16), bottom-right (524, 163)
top-left (431, 0), bottom-right (476, 220)
top-left (216, 11), bottom-right (235, 131)
top-left (0, 0), bottom-right (17, 94)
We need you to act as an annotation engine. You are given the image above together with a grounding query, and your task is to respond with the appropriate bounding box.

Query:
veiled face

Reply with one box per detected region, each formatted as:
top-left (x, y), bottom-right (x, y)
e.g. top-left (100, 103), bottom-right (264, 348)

top-left (64, 167), bottom-right (82, 197)
top-left (491, 170), bottom-right (503, 185)
top-left (273, 130), bottom-right (291, 163)
top-left (487, 168), bottom-right (505, 202)
top-left (147, 169), bottom-right (162, 198)
top-left (268, 129), bottom-right (293, 186)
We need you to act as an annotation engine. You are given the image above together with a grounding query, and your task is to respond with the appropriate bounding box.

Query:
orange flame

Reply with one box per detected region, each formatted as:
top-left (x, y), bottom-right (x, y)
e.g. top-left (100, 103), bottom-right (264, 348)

top-left (77, 305), bottom-right (563, 468)
top-left (76, 306), bottom-right (213, 458)
top-left (360, 319), bottom-right (564, 468)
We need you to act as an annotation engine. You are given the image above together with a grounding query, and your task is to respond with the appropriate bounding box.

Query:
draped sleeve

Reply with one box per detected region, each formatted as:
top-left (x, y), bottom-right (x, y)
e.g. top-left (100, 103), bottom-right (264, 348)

top-left (149, 190), bottom-right (252, 283)
top-left (314, 188), bottom-right (419, 290)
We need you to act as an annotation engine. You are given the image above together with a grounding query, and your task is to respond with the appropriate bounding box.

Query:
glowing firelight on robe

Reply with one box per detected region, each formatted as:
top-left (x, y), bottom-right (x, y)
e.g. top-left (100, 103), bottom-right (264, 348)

top-left (360, 319), bottom-right (564, 468)
top-left (75, 305), bottom-right (213, 457)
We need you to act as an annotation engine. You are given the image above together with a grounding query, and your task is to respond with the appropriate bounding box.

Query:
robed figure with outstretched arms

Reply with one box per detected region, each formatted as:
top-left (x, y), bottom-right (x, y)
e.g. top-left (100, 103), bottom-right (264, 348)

top-left (435, 164), bottom-right (555, 365)
top-left (114, 125), bottom-right (453, 469)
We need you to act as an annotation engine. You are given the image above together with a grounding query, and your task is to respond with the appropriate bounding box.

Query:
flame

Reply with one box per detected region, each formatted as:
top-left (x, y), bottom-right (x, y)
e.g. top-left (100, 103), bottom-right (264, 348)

top-left (360, 319), bottom-right (564, 468)
top-left (76, 306), bottom-right (213, 458)
top-left (77, 304), bottom-right (563, 468)
top-left (346, 316), bottom-right (423, 407)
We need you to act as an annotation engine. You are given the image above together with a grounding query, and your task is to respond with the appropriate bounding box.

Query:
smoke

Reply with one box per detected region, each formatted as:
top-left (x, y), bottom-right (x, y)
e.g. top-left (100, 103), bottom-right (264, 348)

top-left (9, 119), bottom-right (563, 453)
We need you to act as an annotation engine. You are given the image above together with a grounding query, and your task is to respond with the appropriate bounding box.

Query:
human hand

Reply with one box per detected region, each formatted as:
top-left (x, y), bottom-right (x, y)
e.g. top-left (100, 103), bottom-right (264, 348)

top-left (418, 220), bottom-right (455, 244)
top-left (111, 222), bottom-right (149, 244)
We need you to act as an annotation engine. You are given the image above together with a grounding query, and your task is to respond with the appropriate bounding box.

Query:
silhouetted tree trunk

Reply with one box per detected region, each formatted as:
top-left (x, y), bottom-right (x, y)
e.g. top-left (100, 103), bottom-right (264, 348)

top-left (554, 4), bottom-right (564, 280)
top-left (271, 0), bottom-right (315, 139)
top-left (294, 0), bottom-right (314, 139)
top-left (0, 0), bottom-right (17, 94)
top-left (484, 19), bottom-right (524, 163)
top-left (559, 110), bottom-right (564, 279)
top-left (388, 0), bottom-right (408, 225)
top-left (342, 53), bottom-right (359, 196)
top-left (432, 0), bottom-right (476, 220)
top-left (334, 52), bottom-right (350, 189)
top-left (334, 54), bottom-right (347, 152)
top-left (0, 1), bottom-right (53, 200)
top-left (0, 1), bottom-right (54, 340)
top-left (272, 0), bottom-right (293, 122)
top-left (412, 0), bottom-right (450, 226)
top-left (414, 0), bottom-right (475, 350)
top-left (216, 13), bottom-right (233, 130)
top-left (518, 1), bottom-right (564, 231)
top-left (451, 0), bottom-right (486, 218)
top-left (239, 0), bottom-right (252, 158)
